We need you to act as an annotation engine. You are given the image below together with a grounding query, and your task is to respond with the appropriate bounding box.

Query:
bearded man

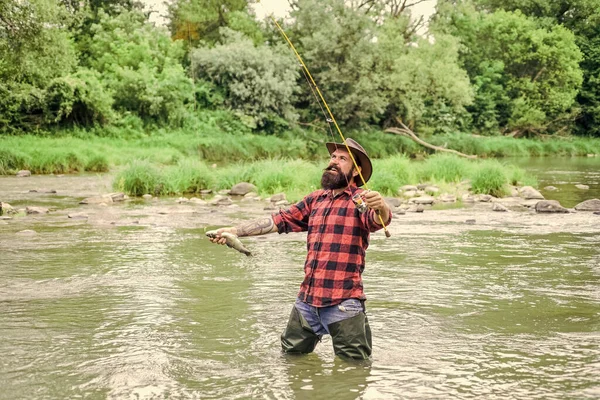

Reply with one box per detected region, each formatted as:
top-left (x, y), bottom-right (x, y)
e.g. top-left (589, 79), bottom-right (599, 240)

top-left (209, 138), bottom-right (391, 360)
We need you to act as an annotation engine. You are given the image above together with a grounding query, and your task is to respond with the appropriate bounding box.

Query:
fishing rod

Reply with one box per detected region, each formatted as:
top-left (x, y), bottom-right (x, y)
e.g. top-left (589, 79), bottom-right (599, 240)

top-left (269, 15), bottom-right (391, 238)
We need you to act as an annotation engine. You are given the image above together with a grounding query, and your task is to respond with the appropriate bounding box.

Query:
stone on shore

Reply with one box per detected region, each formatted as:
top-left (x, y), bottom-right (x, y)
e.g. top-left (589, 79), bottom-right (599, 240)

top-left (535, 200), bottom-right (569, 213)
top-left (439, 194), bottom-right (457, 203)
top-left (575, 184), bottom-right (589, 190)
top-left (80, 193), bottom-right (124, 205)
top-left (492, 203), bottom-right (508, 212)
top-left (411, 195), bottom-right (435, 205)
top-left (462, 194), bottom-right (476, 203)
top-left (68, 213), bottom-right (89, 220)
top-left (26, 206), bottom-right (49, 215)
top-left (399, 185), bottom-right (418, 193)
top-left (384, 197), bottom-right (402, 208)
top-left (108, 192), bottom-right (126, 202)
top-left (209, 196), bottom-right (233, 206)
top-left (519, 186), bottom-right (544, 200)
top-left (16, 170), bottom-right (31, 177)
top-left (1, 202), bottom-right (15, 215)
top-left (229, 182), bottom-right (257, 196)
top-left (574, 199), bottom-right (600, 211)
top-left (270, 193), bottom-right (287, 203)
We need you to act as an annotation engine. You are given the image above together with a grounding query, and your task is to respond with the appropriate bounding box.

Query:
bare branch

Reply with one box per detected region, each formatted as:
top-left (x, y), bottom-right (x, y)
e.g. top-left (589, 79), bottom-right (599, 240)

top-left (385, 119), bottom-right (477, 159)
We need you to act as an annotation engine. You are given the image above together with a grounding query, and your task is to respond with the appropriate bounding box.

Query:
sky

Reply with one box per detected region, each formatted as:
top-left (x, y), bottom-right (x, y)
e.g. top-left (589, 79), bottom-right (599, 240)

top-left (143, 0), bottom-right (439, 31)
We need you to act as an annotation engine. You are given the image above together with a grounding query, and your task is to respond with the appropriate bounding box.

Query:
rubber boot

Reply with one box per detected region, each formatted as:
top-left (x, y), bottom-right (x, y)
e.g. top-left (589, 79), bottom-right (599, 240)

top-left (281, 306), bottom-right (321, 354)
top-left (329, 313), bottom-right (372, 360)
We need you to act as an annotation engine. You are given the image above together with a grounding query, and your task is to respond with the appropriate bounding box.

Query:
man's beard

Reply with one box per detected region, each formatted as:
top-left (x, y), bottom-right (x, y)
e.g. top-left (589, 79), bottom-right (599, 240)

top-left (321, 166), bottom-right (353, 190)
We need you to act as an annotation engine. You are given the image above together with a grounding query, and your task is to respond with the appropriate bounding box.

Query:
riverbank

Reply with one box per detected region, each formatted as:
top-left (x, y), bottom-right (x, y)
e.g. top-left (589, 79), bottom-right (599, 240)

top-left (2, 171), bottom-right (598, 400)
top-left (2, 130), bottom-right (600, 176)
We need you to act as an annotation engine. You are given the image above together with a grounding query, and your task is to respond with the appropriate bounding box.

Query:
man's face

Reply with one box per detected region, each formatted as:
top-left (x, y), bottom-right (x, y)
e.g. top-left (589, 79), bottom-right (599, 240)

top-left (321, 149), bottom-right (359, 190)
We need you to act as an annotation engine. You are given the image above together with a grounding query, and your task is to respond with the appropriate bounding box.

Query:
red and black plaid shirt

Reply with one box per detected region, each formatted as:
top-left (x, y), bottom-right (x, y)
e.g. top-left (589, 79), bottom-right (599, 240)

top-left (272, 185), bottom-right (391, 307)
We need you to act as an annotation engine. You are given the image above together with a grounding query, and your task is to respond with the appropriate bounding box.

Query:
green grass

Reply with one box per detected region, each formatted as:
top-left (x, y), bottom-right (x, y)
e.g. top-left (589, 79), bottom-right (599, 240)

top-left (2, 128), bottom-right (599, 177)
top-left (370, 155), bottom-right (414, 196)
top-left (470, 160), bottom-right (510, 198)
top-left (113, 160), bottom-right (166, 196)
top-left (415, 154), bottom-right (472, 183)
top-left (109, 153), bottom-right (534, 200)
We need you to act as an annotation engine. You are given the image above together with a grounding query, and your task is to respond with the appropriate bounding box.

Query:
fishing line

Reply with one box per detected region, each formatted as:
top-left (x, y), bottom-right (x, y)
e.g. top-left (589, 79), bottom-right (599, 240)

top-left (268, 15), bottom-right (391, 237)
top-left (297, 64), bottom-right (352, 189)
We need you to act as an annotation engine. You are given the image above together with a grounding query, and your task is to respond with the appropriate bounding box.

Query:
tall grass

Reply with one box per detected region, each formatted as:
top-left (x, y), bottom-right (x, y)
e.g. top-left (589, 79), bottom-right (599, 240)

top-left (113, 160), bottom-right (165, 196)
top-left (470, 160), bottom-right (509, 198)
top-left (165, 159), bottom-right (215, 194)
top-left (415, 154), bottom-right (472, 183)
top-left (429, 132), bottom-right (600, 157)
top-left (370, 155), bottom-right (413, 196)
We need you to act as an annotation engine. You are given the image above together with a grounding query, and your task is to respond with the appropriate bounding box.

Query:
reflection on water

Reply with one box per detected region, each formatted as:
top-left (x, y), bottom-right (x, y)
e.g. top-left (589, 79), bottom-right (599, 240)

top-left (513, 156), bottom-right (600, 208)
top-left (1, 164), bottom-right (599, 399)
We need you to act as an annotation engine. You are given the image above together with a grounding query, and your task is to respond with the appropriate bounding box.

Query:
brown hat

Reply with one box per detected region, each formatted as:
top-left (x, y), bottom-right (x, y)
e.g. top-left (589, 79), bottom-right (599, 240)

top-left (325, 138), bottom-right (372, 186)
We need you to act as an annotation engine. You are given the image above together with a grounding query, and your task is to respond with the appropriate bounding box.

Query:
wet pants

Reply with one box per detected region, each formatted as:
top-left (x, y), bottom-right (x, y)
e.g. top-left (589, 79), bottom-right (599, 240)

top-left (280, 298), bottom-right (372, 360)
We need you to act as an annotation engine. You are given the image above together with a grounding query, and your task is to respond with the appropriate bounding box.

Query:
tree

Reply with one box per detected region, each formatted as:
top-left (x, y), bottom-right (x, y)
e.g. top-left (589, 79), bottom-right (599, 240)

top-left (472, 0), bottom-right (600, 136)
top-left (167, 0), bottom-right (249, 46)
top-left (0, 0), bottom-right (78, 133)
top-left (0, 0), bottom-right (77, 86)
top-left (284, 0), bottom-right (386, 128)
top-left (85, 9), bottom-right (195, 125)
top-left (435, 2), bottom-right (583, 135)
top-left (376, 16), bottom-right (473, 132)
top-left (191, 29), bottom-right (299, 130)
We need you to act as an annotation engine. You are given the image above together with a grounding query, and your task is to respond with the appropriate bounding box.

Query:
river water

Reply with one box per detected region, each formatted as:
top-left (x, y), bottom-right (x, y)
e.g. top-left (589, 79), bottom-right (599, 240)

top-left (1, 158), bottom-right (599, 399)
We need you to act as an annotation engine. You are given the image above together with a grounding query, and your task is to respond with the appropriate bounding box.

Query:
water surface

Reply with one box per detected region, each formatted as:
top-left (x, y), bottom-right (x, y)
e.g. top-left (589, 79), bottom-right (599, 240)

top-left (1, 162), bottom-right (599, 399)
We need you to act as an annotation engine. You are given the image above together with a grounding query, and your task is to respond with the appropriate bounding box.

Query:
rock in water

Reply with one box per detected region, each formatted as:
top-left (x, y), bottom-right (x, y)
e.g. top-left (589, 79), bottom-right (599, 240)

top-left (229, 182), bottom-right (258, 196)
top-left (519, 186), bottom-right (544, 200)
top-left (574, 199), bottom-right (600, 211)
top-left (534, 200), bottom-right (569, 213)
top-left (492, 203), bottom-right (508, 212)
top-left (26, 206), bottom-right (49, 215)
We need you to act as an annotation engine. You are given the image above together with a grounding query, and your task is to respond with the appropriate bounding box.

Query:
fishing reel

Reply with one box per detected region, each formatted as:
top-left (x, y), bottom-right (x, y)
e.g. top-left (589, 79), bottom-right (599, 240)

top-left (352, 191), bottom-right (369, 213)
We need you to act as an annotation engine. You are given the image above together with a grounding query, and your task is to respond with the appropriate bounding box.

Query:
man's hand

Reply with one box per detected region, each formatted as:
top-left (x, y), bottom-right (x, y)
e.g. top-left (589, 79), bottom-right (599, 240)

top-left (208, 227), bottom-right (238, 245)
top-left (363, 190), bottom-right (386, 212)
top-left (363, 190), bottom-right (391, 224)
top-left (208, 217), bottom-right (277, 245)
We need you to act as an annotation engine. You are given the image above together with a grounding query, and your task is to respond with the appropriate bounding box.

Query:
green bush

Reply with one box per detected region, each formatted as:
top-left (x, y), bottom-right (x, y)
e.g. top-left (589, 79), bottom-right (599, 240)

top-left (0, 148), bottom-right (30, 174)
top-left (370, 155), bottom-right (413, 195)
top-left (416, 154), bottom-right (472, 183)
top-left (165, 159), bottom-right (215, 194)
top-left (470, 160), bottom-right (509, 197)
top-left (114, 160), bottom-right (165, 196)
top-left (85, 154), bottom-right (110, 172)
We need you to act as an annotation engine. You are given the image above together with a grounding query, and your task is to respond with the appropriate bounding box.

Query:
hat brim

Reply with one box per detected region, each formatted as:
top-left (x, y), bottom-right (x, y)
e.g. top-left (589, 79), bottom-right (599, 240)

top-left (326, 142), bottom-right (372, 186)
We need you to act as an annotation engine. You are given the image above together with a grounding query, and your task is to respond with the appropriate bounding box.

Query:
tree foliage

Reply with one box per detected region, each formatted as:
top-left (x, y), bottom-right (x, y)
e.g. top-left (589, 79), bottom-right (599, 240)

top-left (191, 29), bottom-right (299, 130)
top-left (285, 0), bottom-right (386, 127)
top-left (167, 0), bottom-right (249, 46)
top-left (471, 0), bottom-right (600, 136)
top-left (435, 2), bottom-right (583, 135)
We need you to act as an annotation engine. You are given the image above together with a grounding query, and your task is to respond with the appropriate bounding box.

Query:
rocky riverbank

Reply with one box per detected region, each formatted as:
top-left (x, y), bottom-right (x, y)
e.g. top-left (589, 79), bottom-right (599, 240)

top-left (1, 173), bottom-right (600, 238)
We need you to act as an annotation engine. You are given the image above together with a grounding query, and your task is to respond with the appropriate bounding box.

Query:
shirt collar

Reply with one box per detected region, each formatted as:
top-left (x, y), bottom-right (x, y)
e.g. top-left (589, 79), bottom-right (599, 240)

top-left (324, 184), bottom-right (358, 199)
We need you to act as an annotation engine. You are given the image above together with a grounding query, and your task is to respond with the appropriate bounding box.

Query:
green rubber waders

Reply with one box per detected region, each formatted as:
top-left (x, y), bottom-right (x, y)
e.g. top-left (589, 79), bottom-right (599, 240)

top-left (328, 313), bottom-right (372, 360)
top-left (280, 306), bottom-right (321, 354)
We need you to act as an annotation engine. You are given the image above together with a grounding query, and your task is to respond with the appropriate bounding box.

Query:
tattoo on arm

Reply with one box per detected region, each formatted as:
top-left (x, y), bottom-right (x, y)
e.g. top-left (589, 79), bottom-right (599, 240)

top-left (235, 217), bottom-right (275, 237)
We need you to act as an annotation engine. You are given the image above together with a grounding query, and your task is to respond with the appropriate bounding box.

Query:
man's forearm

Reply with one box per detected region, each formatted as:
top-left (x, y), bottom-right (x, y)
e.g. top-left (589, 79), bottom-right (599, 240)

top-left (234, 217), bottom-right (277, 237)
top-left (375, 207), bottom-right (391, 226)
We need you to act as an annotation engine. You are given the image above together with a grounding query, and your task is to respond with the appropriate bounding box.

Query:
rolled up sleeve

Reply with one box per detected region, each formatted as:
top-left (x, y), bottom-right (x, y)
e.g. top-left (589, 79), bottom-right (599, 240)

top-left (272, 194), bottom-right (314, 234)
top-left (362, 208), bottom-right (392, 233)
